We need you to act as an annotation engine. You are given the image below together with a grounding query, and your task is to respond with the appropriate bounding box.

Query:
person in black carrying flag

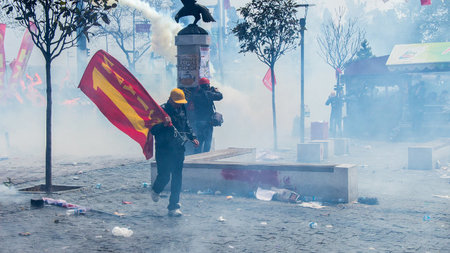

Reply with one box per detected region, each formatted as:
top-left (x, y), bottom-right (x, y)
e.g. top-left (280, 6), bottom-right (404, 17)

top-left (150, 88), bottom-right (199, 217)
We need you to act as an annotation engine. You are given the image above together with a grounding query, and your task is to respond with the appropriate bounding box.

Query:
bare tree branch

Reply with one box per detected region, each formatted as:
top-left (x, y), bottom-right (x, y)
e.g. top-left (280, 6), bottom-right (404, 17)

top-left (317, 6), bottom-right (365, 71)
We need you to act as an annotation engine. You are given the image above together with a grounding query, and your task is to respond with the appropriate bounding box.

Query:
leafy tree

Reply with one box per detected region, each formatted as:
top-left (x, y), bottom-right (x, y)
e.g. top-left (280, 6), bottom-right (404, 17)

top-left (345, 39), bottom-right (374, 68)
top-left (232, 0), bottom-right (301, 150)
top-left (97, 6), bottom-right (151, 73)
top-left (374, 0), bottom-right (449, 43)
top-left (411, 0), bottom-right (449, 42)
top-left (355, 39), bottom-right (374, 61)
top-left (0, 7), bottom-right (18, 28)
top-left (3, 0), bottom-right (116, 192)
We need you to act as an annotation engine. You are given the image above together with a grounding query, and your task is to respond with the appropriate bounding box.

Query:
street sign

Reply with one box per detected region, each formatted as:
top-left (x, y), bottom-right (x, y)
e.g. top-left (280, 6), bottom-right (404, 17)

top-left (135, 23), bottom-right (151, 33)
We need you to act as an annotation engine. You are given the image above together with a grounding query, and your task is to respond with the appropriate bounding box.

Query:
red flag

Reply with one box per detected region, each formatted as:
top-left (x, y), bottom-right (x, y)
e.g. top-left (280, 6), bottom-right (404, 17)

top-left (421, 0), bottom-right (431, 5)
top-left (262, 68), bottom-right (276, 92)
top-left (0, 24), bottom-right (6, 99)
top-left (224, 0), bottom-right (231, 9)
top-left (9, 23), bottom-right (37, 89)
top-left (79, 50), bottom-right (167, 159)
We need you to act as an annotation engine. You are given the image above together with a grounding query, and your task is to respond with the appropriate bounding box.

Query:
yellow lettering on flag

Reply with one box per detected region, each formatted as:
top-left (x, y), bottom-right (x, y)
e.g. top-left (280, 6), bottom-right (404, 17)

top-left (101, 61), bottom-right (113, 74)
top-left (137, 96), bottom-right (149, 111)
top-left (123, 84), bottom-right (136, 96)
top-left (148, 109), bottom-right (163, 126)
top-left (18, 49), bottom-right (27, 63)
top-left (103, 55), bottom-right (115, 68)
top-left (92, 67), bottom-right (148, 136)
top-left (101, 60), bottom-right (136, 96)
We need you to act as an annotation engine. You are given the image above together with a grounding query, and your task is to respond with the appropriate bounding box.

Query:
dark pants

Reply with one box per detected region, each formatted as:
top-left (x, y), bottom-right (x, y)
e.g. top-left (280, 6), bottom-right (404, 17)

top-left (152, 149), bottom-right (185, 211)
top-left (193, 122), bottom-right (213, 153)
top-left (330, 112), bottom-right (342, 137)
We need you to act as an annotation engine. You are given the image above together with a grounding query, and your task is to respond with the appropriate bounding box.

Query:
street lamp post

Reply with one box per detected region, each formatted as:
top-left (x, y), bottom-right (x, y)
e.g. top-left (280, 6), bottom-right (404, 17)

top-left (298, 4), bottom-right (314, 143)
top-left (300, 17), bottom-right (306, 143)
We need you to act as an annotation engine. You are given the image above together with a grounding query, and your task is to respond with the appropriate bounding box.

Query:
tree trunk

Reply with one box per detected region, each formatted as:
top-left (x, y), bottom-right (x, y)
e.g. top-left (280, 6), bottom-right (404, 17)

top-left (130, 61), bottom-right (136, 74)
top-left (271, 65), bottom-right (277, 150)
top-left (336, 72), bottom-right (343, 137)
top-left (45, 57), bottom-right (52, 193)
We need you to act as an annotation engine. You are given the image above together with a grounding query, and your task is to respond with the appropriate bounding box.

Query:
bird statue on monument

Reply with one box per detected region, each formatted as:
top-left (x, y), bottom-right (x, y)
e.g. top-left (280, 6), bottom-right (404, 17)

top-left (175, 0), bottom-right (216, 26)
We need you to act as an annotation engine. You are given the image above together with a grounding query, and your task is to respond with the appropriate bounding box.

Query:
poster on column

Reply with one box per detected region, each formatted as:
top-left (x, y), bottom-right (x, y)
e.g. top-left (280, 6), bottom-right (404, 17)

top-left (199, 47), bottom-right (211, 79)
top-left (178, 54), bottom-right (198, 88)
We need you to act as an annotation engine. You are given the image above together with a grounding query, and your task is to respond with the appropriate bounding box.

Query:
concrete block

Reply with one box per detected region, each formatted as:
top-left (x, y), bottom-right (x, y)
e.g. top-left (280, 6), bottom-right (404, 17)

top-left (151, 148), bottom-right (358, 203)
top-left (311, 121), bottom-right (328, 140)
top-left (309, 140), bottom-right (333, 159)
top-left (297, 143), bottom-right (323, 162)
top-left (333, 138), bottom-right (349, 155)
top-left (278, 164), bottom-right (358, 203)
top-left (408, 146), bottom-right (432, 170)
top-left (152, 161), bottom-right (357, 203)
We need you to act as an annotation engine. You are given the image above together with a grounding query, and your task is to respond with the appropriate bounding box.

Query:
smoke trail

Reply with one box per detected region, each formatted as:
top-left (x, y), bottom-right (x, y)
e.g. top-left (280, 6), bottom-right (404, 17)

top-left (119, 0), bottom-right (182, 64)
top-left (0, 185), bottom-right (24, 205)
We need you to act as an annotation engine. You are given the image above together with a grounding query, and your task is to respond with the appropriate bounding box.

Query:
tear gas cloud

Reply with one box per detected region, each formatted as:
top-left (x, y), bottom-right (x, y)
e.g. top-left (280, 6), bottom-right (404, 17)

top-left (1, 0), bottom-right (448, 160)
top-left (119, 0), bottom-right (182, 64)
top-left (0, 185), bottom-right (26, 205)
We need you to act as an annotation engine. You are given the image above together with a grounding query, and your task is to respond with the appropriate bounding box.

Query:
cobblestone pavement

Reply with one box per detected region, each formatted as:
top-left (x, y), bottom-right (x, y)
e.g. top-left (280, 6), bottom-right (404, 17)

top-left (0, 139), bottom-right (449, 252)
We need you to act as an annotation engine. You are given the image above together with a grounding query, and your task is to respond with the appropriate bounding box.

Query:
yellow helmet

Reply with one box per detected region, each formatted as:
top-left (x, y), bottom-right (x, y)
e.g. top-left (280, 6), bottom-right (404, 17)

top-left (170, 88), bottom-right (188, 104)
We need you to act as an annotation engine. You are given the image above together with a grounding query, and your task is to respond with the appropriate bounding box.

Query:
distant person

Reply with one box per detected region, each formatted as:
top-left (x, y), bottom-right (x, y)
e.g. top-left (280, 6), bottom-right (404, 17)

top-left (150, 88), bottom-right (199, 217)
top-left (325, 91), bottom-right (344, 137)
top-left (190, 77), bottom-right (223, 153)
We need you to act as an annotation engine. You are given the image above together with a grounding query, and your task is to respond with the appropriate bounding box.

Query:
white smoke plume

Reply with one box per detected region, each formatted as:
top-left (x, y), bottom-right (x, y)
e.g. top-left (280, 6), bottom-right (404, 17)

top-left (119, 0), bottom-right (182, 63)
top-left (0, 185), bottom-right (24, 205)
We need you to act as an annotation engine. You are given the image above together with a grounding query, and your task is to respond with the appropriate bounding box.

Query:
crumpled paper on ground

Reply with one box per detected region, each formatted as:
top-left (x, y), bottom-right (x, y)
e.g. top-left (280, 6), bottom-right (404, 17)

top-left (298, 202), bottom-right (325, 209)
top-left (255, 187), bottom-right (300, 202)
top-left (112, 227), bottom-right (133, 237)
top-left (255, 187), bottom-right (276, 201)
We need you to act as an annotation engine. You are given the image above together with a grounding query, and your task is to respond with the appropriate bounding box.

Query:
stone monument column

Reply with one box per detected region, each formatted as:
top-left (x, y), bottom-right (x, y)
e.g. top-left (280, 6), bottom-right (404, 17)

top-left (175, 25), bottom-right (211, 89)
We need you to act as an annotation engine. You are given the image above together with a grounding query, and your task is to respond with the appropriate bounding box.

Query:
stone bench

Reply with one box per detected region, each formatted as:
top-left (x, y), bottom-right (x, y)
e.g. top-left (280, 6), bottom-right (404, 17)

top-left (151, 148), bottom-right (357, 203)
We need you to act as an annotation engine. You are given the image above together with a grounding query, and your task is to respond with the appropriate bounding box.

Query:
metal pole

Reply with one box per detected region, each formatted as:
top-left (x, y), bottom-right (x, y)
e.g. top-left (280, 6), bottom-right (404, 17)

top-left (76, 1), bottom-right (87, 82)
top-left (132, 10), bottom-right (136, 71)
top-left (218, 0), bottom-right (224, 83)
top-left (300, 18), bottom-right (306, 143)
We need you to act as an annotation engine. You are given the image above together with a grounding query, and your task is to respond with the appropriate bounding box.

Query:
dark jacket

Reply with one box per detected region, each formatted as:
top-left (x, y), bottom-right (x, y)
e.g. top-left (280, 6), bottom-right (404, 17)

top-left (150, 102), bottom-right (196, 152)
top-left (326, 96), bottom-right (343, 116)
top-left (190, 86), bottom-right (223, 122)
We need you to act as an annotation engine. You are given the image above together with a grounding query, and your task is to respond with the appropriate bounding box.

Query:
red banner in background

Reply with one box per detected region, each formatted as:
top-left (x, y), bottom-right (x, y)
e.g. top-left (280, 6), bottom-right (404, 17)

top-left (262, 68), bottom-right (276, 92)
top-left (79, 50), bottom-right (167, 159)
top-left (421, 0), bottom-right (431, 5)
top-left (9, 23), bottom-right (37, 96)
top-left (0, 24), bottom-right (6, 96)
